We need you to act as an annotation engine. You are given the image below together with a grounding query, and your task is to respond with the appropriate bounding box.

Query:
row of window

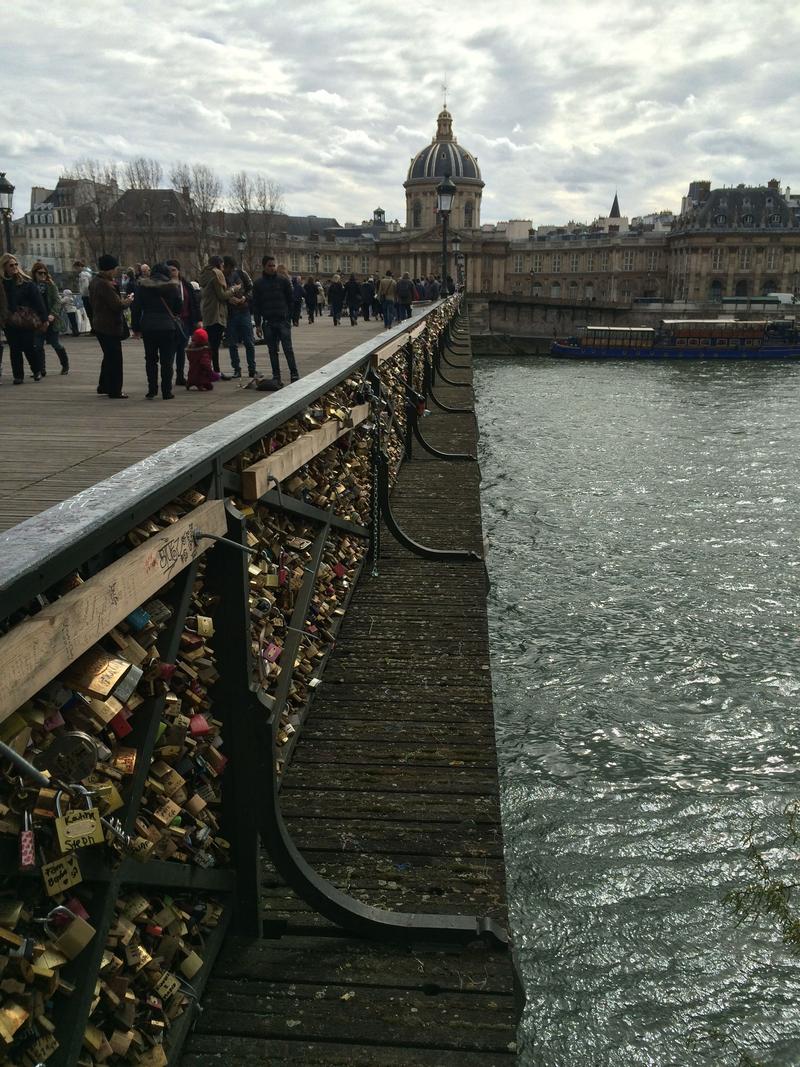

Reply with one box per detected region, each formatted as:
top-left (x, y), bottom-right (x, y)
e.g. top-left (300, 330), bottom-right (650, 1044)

top-left (28, 227), bottom-right (79, 239)
top-left (512, 251), bottom-right (662, 274)
top-left (411, 201), bottom-right (474, 228)
top-left (288, 253), bottom-right (372, 274)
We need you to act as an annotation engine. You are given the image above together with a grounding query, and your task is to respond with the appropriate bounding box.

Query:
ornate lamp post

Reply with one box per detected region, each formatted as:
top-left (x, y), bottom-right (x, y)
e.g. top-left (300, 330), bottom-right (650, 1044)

top-left (436, 173), bottom-right (456, 293)
top-left (451, 233), bottom-right (462, 290)
top-left (237, 232), bottom-right (247, 269)
top-left (314, 251), bottom-right (320, 278)
top-left (0, 173), bottom-right (14, 255)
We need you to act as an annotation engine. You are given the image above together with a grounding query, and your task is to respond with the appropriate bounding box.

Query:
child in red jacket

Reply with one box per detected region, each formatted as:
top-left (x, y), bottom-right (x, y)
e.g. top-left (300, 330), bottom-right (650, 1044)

top-left (185, 327), bottom-right (215, 390)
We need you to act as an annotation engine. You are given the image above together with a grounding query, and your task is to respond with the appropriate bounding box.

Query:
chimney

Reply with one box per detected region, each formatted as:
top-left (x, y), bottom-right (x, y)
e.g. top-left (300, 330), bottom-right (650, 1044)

top-left (767, 178), bottom-right (781, 193)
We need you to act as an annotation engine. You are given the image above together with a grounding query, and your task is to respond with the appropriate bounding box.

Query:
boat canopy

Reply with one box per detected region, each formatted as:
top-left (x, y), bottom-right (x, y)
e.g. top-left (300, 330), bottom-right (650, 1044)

top-left (584, 326), bottom-right (655, 333)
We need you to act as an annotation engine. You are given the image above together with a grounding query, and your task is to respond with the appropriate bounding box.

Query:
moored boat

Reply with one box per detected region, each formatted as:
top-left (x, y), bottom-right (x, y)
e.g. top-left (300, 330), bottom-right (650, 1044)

top-left (551, 318), bottom-right (800, 359)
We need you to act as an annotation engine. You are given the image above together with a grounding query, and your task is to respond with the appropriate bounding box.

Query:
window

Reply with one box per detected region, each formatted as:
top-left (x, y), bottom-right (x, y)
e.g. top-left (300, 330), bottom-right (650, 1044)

top-left (322, 254), bottom-right (332, 273)
top-left (715, 214), bottom-right (727, 225)
top-left (738, 247), bottom-right (752, 270)
top-left (711, 247), bottom-right (724, 270)
top-left (742, 214), bottom-right (754, 225)
top-left (709, 280), bottom-right (723, 302)
top-left (290, 253), bottom-right (300, 272)
top-left (550, 281), bottom-right (561, 298)
top-left (306, 254), bottom-right (316, 272)
top-left (569, 253), bottom-right (580, 273)
top-left (532, 253), bottom-right (543, 272)
top-left (766, 247), bottom-right (779, 270)
top-left (647, 250), bottom-right (659, 271)
top-left (599, 251), bottom-right (609, 272)
top-left (622, 249), bottom-right (635, 272)
top-left (568, 280), bottom-right (578, 296)
top-left (340, 255), bottom-right (351, 272)
top-left (464, 200), bottom-right (474, 228)
top-left (769, 212), bottom-right (782, 224)
top-left (551, 253), bottom-right (561, 272)
top-left (360, 255), bottom-right (369, 274)
top-left (513, 254), bottom-right (524, 274)
top-left (586, 252), bottom-right (594, 272)
top-left (412, 200), bottom-right (422, 228)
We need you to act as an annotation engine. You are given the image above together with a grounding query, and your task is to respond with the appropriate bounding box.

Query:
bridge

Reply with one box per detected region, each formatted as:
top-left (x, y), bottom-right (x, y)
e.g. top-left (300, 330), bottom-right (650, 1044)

top-left (0, 301), bottom-right (520, 1066)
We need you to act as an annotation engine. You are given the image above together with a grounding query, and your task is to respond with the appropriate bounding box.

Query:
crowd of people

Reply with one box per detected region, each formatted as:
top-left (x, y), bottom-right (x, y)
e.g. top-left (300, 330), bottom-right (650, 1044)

top-left (0, 251), bottom-right (453, 399)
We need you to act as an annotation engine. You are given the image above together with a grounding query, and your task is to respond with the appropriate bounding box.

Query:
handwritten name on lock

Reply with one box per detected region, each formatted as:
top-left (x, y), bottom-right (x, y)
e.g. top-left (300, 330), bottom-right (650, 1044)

top-left (55, 808), bottom-right (105, 853)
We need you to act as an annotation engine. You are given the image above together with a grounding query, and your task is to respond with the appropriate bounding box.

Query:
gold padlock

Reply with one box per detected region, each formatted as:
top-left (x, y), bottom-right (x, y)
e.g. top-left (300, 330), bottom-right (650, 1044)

top-left (54, 791), bottom-right (104, 853)
top-left (45, 905), bottom-right (96, 960)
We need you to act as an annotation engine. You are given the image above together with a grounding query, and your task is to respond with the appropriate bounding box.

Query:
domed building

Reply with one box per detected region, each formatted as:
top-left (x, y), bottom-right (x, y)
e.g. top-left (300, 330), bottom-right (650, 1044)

top-left (404, 108), bottom-right (484, 231)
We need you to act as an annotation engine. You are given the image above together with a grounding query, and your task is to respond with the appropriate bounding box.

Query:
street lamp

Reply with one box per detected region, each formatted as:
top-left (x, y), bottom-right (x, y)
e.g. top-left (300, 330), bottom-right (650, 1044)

top-left (452, 234), bottom-right (462, 291)
top-left (436, 172), bottom-right (456, 293)
top-left (314, 251), bottom-right (320, 277)
top-left (0, 172), bottom-right (14, 255)
top-left (237, 232), bottom-right (247, 268)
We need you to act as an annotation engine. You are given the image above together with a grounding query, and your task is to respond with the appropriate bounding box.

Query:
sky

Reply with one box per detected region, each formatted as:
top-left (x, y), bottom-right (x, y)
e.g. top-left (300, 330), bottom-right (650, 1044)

top-left (4, 0), bottom-right (800, 227)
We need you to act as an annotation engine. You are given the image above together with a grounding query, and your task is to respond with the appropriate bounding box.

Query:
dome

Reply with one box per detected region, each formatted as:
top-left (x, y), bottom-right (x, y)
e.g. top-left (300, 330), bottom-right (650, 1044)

top-left (406, 109), bottom-right (482, 184)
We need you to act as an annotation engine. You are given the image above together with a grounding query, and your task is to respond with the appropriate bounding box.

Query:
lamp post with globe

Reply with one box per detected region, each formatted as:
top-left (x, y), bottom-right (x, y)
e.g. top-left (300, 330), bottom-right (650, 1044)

top-left (436, 173), bottom-right (456, 294)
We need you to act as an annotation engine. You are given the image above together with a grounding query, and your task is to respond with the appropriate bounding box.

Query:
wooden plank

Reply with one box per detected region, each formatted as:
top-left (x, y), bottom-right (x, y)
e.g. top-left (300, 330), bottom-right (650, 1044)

top-left (241, 403), bottom-right (370, 501)
top-left (0, 499), bottom-right (226, 722)
top-left (375, 319), bottom-right (428, 364)
top-left (183, 1034), bottom-right (513, 1065)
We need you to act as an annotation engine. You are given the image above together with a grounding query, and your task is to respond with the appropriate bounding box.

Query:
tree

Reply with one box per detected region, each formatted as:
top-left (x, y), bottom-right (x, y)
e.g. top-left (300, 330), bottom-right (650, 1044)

top-left (123, 157), bottom-right (163, 191)
top-left (254, 175), bottom-right (285, 259)
top-left (63, 158), bottom-right (120, 261)
top-left (229, 171), bottom-right (256, 273)
top-left (170, 163), bottom-right (222, 272)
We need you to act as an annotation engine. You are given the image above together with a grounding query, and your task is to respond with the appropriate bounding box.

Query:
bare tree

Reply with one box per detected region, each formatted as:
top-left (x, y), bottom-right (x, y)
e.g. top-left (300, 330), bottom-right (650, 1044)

top-left (123, 157), bottom-right (163, 191)
top-left (171, 163), bottom-right (222, 271)
top-left (63, 158), bottom-right (120, 260)
top-left (254, 175), bottom-right (285, 260)
top-left (229, 171), bottom-right (256, 273)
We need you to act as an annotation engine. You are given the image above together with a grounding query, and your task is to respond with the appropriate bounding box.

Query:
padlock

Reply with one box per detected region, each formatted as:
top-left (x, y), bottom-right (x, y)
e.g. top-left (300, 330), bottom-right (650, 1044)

top-left (54, 789), bottom-right (105, 853)
top-left (32, 731), bottom-right (98, 783)
top-left (44, 905), bottom-right (96, 960)
top-left (19, 810), bottom-right (36, 872)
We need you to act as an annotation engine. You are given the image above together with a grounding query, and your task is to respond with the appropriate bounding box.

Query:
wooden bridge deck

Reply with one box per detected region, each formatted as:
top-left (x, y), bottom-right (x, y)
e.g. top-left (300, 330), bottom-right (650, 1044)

top-left (182, 330), bottom-right (519, 1064)
top-left (0, 317), bottom-right (384, 532)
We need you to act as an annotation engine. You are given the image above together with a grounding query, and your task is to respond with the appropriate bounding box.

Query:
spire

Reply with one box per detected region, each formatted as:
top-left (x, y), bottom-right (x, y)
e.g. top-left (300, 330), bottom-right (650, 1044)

top-left (609, 192), bottom-right (621, 218)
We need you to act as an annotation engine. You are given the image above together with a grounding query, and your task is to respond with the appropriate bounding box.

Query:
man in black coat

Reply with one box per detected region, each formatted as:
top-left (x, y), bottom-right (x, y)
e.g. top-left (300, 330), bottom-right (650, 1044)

top-left (252, 255), bottom-right (299, 387)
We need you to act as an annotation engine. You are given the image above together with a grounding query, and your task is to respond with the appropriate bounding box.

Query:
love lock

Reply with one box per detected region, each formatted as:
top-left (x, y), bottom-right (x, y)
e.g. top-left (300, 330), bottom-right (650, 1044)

top-left (54, 787), bottom-right (104, 853)
top-left (32, 731), bottom-right (98, 784)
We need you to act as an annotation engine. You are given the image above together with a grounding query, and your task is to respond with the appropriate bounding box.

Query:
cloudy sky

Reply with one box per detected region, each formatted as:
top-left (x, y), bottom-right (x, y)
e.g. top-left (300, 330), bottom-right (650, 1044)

top-left (4, 0), bottom-right (800, 227)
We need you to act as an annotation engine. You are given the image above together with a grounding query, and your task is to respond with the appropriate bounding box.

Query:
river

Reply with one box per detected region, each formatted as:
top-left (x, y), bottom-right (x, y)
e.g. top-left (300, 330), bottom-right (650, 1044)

top-left (476, 356), bottom-right (800, 1066)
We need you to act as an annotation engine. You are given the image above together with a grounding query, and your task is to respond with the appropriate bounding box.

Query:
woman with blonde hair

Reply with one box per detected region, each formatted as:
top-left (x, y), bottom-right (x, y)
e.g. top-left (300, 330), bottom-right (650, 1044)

top-left (31, 261), bottom-right (69, 374)
top-left (328, 273), bottom-right (344, 326)
top-left (1, 253), bottom-right (47, 383)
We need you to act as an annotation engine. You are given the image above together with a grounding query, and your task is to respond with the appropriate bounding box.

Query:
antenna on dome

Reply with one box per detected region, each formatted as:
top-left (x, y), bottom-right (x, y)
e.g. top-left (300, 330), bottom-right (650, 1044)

top-left (442, 76), bottom-right (448, 109)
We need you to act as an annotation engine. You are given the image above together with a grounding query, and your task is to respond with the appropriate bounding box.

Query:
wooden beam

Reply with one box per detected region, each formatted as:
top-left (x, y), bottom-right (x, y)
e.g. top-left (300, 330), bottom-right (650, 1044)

top-left (375, 321), bottom-right (428, 366)
top-left (0, 500), bottom-right (227, 724)
top-left (241, 404), bottom-right (370, 501)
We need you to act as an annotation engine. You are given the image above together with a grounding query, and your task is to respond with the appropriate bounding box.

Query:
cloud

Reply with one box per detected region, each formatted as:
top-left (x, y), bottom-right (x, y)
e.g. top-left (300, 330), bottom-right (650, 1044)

top-left (2, 0), bottom-right (800, 228)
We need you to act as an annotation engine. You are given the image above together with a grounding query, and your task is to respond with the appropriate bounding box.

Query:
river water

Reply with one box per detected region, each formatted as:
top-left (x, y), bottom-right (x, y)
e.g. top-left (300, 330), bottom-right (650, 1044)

top-left (476, 356), bottom-right (800, 1066)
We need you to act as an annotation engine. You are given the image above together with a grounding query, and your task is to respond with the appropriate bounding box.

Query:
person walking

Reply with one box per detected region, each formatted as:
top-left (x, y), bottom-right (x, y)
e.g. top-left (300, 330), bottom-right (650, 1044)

top-left (395, 271), bottom-right (415, 322)
top-left (343, 273), bottom-right (361, 325)
top-left (60, 289), bottom-right (80, 337)
top-left (360, 276), bottom-right (375, 321)
top-left (89, 254), bottom-right (134, 398)
top-left (199, 255), bottom-right (239, 378)
top-left (1, 253), bottom-right (48, 383)
top-left (303, 276), bottom-right (318, 323)
top-left (222, 255), bottom-right (256, 378)
top-left (73, 260), bottom-right (94, 331)
top-left (378, 270), bottom-right (397, 329)
top-left (290, 275), bottom-right (303, 326)
top-left (252, 254), bottom-right (299, 388)
top-left (31, 261), bottom-right (69, 375)
top-left (166, 260), bottom-right (201, 386)
top-left (132, 262), bottom-right (182, 400)
top-left (328, 274), bottom-right (345, 325)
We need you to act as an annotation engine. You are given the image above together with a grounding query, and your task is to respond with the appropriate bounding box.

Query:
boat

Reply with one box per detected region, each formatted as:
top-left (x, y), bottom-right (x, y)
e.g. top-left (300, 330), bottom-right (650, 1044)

top-left (550, 318), bottom-right (800, 360)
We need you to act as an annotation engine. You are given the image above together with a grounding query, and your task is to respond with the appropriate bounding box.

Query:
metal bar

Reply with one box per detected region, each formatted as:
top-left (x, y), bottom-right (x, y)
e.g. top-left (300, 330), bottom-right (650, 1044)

top-left (407, 402), bottom-right (476, 462)
top-left (424, 355), bottom-right (475, 416)
top-left (201, 503), bottom-right (262, 937)
top-left (377, 451), bottom-right (481, 562)
top-left (258, 489), bottom-right (368, 539)
top-left (269, 521), bottom-right (332, 729)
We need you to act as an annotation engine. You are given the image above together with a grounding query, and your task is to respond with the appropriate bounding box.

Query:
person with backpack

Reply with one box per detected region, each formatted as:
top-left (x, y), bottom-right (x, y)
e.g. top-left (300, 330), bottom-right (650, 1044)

top-left (223, 255), bottom-right (256, 378)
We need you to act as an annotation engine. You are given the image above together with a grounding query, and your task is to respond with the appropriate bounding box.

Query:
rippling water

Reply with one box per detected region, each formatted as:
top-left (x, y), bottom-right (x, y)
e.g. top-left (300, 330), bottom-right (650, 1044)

top-left (476, 357), bottom-right (800, 1066)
